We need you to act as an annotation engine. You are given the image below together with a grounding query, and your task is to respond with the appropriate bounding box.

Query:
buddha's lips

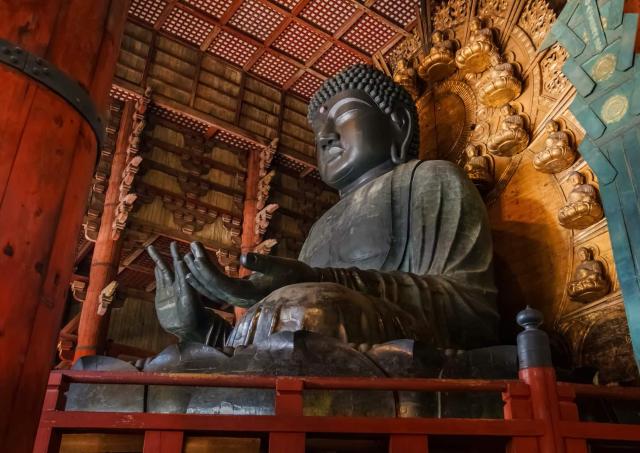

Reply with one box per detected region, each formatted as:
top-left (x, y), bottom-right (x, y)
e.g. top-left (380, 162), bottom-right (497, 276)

top-left (326, 146), bottom-right (344, 164)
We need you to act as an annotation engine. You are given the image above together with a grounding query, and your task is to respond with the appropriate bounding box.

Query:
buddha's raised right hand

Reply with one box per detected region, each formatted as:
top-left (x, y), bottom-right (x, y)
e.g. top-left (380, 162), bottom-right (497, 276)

top-left (148, 242), bottom-right (217, 343)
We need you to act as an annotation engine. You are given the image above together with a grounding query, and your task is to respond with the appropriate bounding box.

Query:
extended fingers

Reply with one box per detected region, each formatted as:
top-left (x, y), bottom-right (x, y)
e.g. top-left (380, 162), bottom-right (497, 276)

top-left (148, 245), bottom-right (172, 284)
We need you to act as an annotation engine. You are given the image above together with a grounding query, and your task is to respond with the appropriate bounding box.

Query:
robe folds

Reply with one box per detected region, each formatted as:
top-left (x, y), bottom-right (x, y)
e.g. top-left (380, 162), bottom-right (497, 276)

top-left (298, 159), bottom-right (499, 349)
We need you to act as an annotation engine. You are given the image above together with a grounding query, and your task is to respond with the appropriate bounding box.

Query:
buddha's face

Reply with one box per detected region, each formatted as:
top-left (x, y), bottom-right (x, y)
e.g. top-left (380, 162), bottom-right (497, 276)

top-left (311, 89), bottom-right (405, 191)
top-left (578, 248), bottom-right (591, 261)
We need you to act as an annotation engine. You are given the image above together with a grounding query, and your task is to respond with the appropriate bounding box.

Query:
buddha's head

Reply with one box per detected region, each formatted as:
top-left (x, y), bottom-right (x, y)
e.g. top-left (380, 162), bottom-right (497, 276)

top-left (545, 120), bottom-right (559, 133)
top-left (569, 171), bottom-right (585, 186)
top-left (396, 58), bottom-right (409, 71)
top-left (308, 64), bottom-right (419, 191)
top-left (470, 17), bottom-right (482, 32)
top-left (501, 104), bottom-right (515, 116)
top-left (577, 247), bottom-right (593, 262)
top-left (465, 144), bottom-right (479, 158)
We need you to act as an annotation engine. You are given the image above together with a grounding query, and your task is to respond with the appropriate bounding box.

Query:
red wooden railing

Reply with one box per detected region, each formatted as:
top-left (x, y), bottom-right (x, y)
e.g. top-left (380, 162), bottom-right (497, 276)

top-left (33, 367), bottom-right (640, 453)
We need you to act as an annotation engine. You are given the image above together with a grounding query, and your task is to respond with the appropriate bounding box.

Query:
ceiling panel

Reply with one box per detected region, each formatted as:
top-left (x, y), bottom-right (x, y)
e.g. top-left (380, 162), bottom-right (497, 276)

top-left (182, 0), bottom-right (234, 19)
top-left (208, 30), bottom-right (259, 66)
top-left (341, 13), bottom-right (396, 56)
top-left (229, 0), bottom-right (285, 41)
top-left (372, 0), bottom-right (419, 27)
top-left (273, 22), bottom-right (325, 63)
top-left (313, 44), bottom-right (366, 76)
top-left (299, 0), bottom-right (357, 34)
top-left (162, 7), bottom-right (216, 46)
top-left (250, 52), bottom-right (299, 86)
top-left (126, 0), bottom-right (417, 100)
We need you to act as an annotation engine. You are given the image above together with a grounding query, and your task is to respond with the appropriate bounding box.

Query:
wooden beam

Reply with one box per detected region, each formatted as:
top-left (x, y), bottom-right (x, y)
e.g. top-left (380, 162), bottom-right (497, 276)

top-left (144, 137), bottom-right (246, 179)
top-left (74, 240), bottom-right (94, 266)
top-left (144, 159), bottom-right (245, 198)
top-left (154, 0), bottom-right (179, 31)
top-left (118, 235), bottom-right (160, 274)
top-left (136, 181), bottom-right (240, 221)
top-left (128, 218), bottom-right (239, 254)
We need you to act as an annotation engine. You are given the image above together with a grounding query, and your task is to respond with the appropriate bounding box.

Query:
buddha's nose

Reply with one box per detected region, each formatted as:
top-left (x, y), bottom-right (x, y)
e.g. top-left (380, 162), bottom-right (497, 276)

top-left (318, 133), bottom-right (340, 152)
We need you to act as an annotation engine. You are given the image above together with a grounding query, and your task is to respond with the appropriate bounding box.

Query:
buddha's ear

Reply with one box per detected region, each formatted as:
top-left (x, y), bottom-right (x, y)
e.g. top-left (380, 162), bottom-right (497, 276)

top-left (390, 104), bottom-right (414, 164)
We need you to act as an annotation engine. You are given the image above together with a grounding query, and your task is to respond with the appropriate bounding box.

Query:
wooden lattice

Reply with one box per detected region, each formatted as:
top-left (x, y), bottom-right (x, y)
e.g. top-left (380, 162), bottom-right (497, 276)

top-left (125, 0), bottom-right (415, 100)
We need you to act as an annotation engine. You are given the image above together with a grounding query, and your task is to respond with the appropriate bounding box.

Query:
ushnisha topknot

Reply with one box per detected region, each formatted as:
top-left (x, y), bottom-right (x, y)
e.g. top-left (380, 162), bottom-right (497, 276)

top-left (307, 64), bottom-right (419, 159)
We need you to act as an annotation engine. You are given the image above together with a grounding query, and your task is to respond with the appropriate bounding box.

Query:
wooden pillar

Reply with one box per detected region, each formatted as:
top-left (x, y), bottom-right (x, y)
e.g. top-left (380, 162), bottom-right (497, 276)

top-left (269, 378), bottom-right (305, 453)
top-left (236, 147), bottom-right (261, 319)
top-left (0, 1), bottom-right (129, 451)
top-left (74, 100), bottom-right (134, 360)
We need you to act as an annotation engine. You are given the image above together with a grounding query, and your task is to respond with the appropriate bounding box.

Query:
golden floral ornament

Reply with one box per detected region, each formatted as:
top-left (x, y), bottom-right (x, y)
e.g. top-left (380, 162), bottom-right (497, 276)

top-left (487, 104), bottom-right (529, 157)
top-left (533, 120), bottom-right (577, 174)
top-left (455, 17), bottom-right (498, 74)
top-left (477, 58), bottom-right (522, 107)
top-left (417, 30), bottom-right (457, 83)
top-left (558, 172), bottom-right (604, 230)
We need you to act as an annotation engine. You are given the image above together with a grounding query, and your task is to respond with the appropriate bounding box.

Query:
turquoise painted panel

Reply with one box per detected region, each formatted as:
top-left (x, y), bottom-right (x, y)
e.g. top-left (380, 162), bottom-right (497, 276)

top-left (545, 1), bottom-right (640, 368)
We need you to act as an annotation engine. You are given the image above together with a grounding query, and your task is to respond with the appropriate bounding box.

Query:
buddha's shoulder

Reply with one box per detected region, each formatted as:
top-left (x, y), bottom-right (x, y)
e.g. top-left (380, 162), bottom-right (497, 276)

top-left (403, 159), bottom-right (468, 182)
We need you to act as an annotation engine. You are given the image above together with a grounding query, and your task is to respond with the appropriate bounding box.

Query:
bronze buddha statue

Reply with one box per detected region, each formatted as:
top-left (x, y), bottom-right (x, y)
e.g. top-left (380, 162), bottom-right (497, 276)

top-left (72, 66), bottom-right (512, 418)
top-left (533, 120), bottom-right (577, 174)
top-left (567, 247), bottom-right (610, 303)
top-left (558, 171), bottom-right (604, 229)
top-left (149, 64), bottom-right (498, 352)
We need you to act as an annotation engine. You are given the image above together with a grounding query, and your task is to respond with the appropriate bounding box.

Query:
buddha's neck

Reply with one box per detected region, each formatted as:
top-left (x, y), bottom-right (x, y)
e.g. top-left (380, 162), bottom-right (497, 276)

top-left (339, 160), bottom-right (395, 198)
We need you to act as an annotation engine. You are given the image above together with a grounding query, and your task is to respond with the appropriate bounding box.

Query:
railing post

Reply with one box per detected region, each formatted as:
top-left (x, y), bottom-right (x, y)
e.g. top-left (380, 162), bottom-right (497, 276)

top-left (389, 434), bottom-right (429, 453)
top-left (516, 306), bottom-right (587, 453)
top-left (557, 383), bottom-right (588, 453)
top-left (32, 372), bottom-right (67, 453)
top-left (502, 381), bottom-right (538, 452)
top-left (143, 431), bottom-right (184, 453)
top-left (270, 378), bottom-right (305, 453)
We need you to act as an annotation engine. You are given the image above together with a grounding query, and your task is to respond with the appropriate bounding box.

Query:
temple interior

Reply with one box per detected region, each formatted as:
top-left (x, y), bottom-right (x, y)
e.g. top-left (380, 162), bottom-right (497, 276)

top-left (2, 0), bottom-right (640, 452)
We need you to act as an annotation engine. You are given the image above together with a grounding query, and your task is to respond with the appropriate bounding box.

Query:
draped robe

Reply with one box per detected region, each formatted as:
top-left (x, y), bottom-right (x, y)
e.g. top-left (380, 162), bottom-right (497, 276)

top-left (295, 159), bottom-right (498, 349)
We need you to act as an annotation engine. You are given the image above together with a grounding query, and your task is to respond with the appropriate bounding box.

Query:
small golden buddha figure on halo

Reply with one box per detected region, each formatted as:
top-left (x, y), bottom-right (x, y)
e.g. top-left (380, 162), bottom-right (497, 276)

top-left (463, 144), bottom-right (493, 192)
top-left (393, 58), bottom-right (418, 99)
top-left (533, 120), bottom-right (577, 174)
top-left (477, 55), bottom-right (522, 108)
top-left (567, 247), bottom-right (610, 303)
top-left (417, 30), bottom-right (457, 83)
top-left (455, 17), bottom-right (498, 73)
top-left (487, 104), bottom-right (529, 157)
top-left (558, 172), bottom-right (604, 229)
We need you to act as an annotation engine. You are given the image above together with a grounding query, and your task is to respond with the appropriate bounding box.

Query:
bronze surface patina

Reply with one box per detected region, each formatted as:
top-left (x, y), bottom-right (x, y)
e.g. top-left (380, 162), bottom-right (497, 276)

top-left (72, 65), bottom-right (515, 418)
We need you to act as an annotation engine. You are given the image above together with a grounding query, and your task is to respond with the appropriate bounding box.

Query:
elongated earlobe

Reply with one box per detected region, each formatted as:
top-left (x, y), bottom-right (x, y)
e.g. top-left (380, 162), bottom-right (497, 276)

top-left (390, 107), bottom-right (413, 164)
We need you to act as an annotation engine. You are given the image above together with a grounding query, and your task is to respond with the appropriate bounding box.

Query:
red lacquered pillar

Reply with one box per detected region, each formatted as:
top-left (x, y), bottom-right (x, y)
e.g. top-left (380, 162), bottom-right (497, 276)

top-left (74, 100), bottom-right (134, 360)
top-left (0, 1), bottom-right (128, 451)
top-left (236, 147), bottom-right (261, 320)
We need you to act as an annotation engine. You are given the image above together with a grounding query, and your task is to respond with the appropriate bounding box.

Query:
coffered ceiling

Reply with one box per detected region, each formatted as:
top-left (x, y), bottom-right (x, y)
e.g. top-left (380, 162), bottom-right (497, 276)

top-left (128, 0), bottom-right (420, 99)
